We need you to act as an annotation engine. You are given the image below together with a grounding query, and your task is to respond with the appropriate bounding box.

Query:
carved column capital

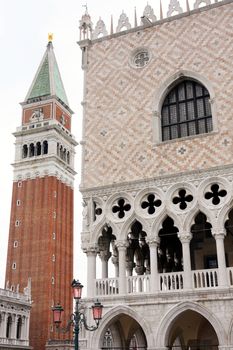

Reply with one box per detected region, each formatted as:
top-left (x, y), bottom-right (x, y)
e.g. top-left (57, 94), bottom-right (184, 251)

top-left (178, 232), bottom-right (192, 243)
top-left (85, 244), bottom-right (98, 256)
top-left (148, 238), bottom-right (160, 247)
top-left (111, 256), bottom-right (119, 265)
top-left (99, 250), bottom-right (111, 262)
top-left (212, 230), bottom-right (226, 240)
top-left (115, 240), bottom-right (129, 250)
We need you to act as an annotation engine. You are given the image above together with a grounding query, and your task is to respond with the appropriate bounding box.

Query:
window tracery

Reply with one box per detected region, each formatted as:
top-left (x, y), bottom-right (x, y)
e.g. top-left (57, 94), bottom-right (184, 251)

top-left (161, 79), bottom-right (212, 141)
top-left (134, 51), bottom-right (149, 68)
top-left (204, 184), bottom-right (227, 206)
top-left (103, 328), bottom-right (113, 349)
top-left (172, 189), bottom-right (193, 210)
top-left (112, 198), bottom-right (131, 219)
top-left (141, 193), bottom-right (162, 215)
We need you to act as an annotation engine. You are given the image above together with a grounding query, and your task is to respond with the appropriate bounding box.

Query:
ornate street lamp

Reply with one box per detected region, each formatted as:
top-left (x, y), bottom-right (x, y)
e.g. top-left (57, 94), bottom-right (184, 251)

top-left (52, 279), bottom-right (103, 350)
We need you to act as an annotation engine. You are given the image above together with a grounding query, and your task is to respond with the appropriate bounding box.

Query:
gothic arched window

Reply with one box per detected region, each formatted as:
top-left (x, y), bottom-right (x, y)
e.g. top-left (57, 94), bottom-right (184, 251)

top-left (16, 317), bottom-right (22, 339)
top-left (67, 151), bottom-right (70, 164)
top-left (29, 143), bottom-right (35, 157)
top-left (103, 328), bottom-right (113, 349)
top-left (22, 145), bottom-right (28, 158)
top-left (6, 315), bottom-right (12, 338)
top-left (161, 79), bottom-right (212, 141)
top-left (36, 142), bottom-right (41, 156)
top-left (43, 141), bottom-right (48, 155)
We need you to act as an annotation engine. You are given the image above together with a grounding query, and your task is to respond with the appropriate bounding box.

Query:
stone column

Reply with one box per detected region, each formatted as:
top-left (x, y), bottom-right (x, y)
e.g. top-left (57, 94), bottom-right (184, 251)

top-left (152, 110), bottom-right (161, 143)
top-left (126, 261), bottom-right (134, 276)
top-left (179, 233), bottom-right (192, 290)
top-left (0, 313), bottom-right (4, 337)
top-left (11, 314), bottom-right (17, 339)
top-left (116, 241), bottom-right (128, 295)
top-left (25, 316), bottom-right (30, 342)
top-left (2, 313), bottom-right (7, 338)
top-left (213, 231), bottom-right (228, 287)
top-left (99, 251), bottom-right (111, 279)
top-left (111, 255), bottom-right (119, 277)
top-left (149, 239), bottom-right (160, 292)
top-left (86, 247), bottom-right (97, 298)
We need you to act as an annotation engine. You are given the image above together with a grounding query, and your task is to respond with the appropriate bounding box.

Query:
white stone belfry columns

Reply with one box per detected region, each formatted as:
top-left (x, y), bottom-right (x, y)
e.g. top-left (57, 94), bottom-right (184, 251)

top-left (179, 233), bottom-right (192, 289)
top-left (116, 241), bottom-right (128, 294)
top-left (213, 230), bottom-right (228, 287)
top-left (86, 246), bottom-right (97, 297)
top-left (149, 239), bottom-right (160, 292)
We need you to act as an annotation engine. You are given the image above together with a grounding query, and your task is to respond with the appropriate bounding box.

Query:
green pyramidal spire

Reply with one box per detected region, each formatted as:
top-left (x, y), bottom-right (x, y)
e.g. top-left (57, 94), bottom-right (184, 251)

top-left (25, 41), bottom-right (69, 107)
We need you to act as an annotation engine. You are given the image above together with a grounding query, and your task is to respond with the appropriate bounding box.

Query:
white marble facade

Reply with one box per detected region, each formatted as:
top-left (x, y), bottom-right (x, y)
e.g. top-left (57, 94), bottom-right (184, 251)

top-left (0, 283), bottom-right (31, 349)
top-left (78, 1), bottom-right (233, 349)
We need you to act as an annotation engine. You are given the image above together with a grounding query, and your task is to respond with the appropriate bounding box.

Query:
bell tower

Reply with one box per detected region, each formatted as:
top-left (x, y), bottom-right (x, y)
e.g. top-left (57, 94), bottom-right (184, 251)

top-left (5, 38), bottom-right (77, 350)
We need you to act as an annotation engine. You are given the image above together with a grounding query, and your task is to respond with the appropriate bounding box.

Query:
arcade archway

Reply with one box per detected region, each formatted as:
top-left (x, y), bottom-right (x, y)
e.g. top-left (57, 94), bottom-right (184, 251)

top-left (167, 310), bottom-right (219, 350)
top-left (100, 313), bottom-right (147, 350)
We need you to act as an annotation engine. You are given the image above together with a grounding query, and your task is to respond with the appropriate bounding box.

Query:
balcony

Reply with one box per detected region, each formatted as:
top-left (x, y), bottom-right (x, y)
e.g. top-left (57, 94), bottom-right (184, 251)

top-left (94, 267), bottom-right (233, 296)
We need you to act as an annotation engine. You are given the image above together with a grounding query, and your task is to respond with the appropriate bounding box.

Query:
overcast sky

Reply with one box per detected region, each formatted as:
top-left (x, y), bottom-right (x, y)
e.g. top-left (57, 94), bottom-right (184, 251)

top-left (0, 0), bottom-right (200, 291)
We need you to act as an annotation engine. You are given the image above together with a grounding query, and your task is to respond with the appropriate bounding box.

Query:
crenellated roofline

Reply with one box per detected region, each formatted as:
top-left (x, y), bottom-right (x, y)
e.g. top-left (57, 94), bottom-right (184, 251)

top-left (78, 0), bottom-right (233, 45)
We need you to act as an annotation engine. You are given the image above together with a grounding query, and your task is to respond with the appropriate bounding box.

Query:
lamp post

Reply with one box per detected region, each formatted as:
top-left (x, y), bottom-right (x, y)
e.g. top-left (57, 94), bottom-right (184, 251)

top-left (52, 279), bottom-right (103, 350)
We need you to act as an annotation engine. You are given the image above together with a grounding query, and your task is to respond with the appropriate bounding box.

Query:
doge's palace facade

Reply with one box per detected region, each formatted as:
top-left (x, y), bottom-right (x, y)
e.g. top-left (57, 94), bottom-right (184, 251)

top-left (78, 1), bottom-right (233, 349)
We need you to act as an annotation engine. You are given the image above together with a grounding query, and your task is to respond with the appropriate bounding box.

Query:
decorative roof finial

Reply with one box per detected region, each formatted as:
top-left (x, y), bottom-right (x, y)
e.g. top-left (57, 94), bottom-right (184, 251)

top-left (48, 33), bottom-right (53, 42)
top-left (110, 15), bottom-right (114, 35)
top-left (167, 0), bottom-right (183, 17)
top-left (92, 17), bottom-right (108, 39)
top-left (79, 4), bottom-right (93, 40)
top-left (160, 0), bottom-right (163, 20)
top-left (134, 7), bottom-right (138, 27)
top-left (82, 3), bottom-right (88, 14)
top-left (142, 3), bottom-right (157, 22)
top-left (194, 0), bottom-right (211, 9)
top-left (116, 11), bottom-right (131, 32)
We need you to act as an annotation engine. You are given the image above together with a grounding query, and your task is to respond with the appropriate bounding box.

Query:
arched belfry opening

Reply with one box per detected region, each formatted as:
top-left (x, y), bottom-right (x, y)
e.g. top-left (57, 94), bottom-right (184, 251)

top-left (126, 220), bottom-right (150, 276)
top-left (101, 313), bottom-right (147, 350)
top-left (158, 216), bottom-right (182, 273)
top-left (190, 212), bottom-right (216, 270)
top-left (167, 309), bottom-right (218, 350)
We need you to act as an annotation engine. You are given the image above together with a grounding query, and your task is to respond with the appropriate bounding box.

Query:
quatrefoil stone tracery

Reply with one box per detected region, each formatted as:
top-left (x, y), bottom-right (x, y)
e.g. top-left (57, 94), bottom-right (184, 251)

top-left (134, 51), bottom-right (149, 68)
top-left (204, 184), bottom-right (227, 205)
top-left (112, 198), bottom-right (131, 219)
top-left (141, 194), bottom-right (162, 215)
top-left (172, 189), bottom-right (193, 210)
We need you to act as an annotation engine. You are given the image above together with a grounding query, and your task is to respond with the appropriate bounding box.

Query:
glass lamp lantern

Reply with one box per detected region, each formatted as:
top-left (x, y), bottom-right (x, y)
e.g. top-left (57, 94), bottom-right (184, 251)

top-left (71, 279), bottom-right (83, 299)
top-left (52, 304), bottom-right (64, 325)
top-left (92, 300), bottom-right (103, 322)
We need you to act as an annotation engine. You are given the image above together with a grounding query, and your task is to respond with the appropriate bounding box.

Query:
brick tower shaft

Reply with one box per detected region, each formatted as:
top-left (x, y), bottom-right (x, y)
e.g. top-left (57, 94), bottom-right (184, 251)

top-left (5, 39), bottom-right (77, 350)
